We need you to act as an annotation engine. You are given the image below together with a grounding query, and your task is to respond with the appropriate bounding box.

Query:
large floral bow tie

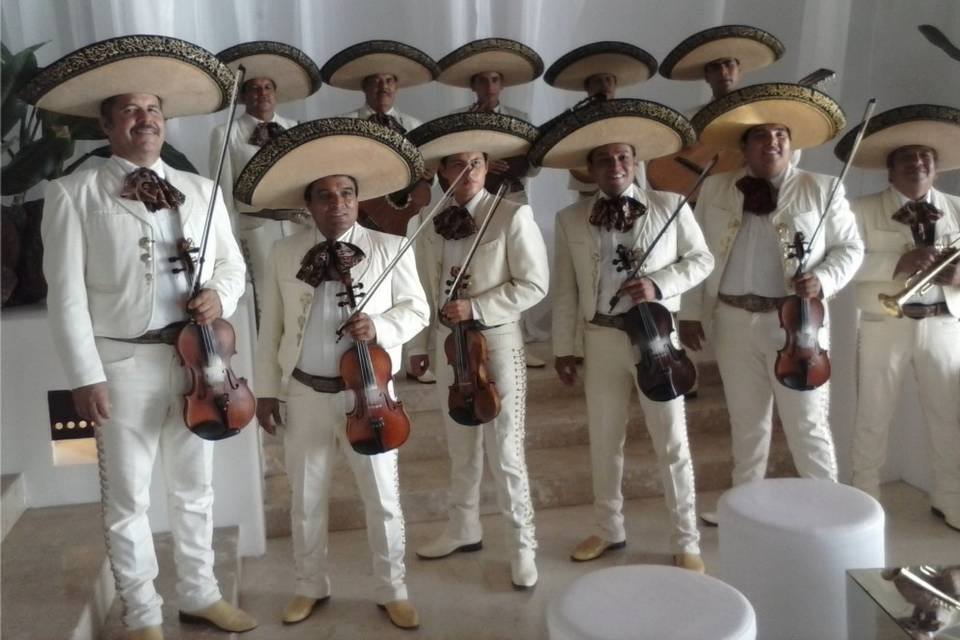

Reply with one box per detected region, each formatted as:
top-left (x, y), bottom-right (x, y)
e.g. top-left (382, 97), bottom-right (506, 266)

top-left (120, 167), bottom-right (185, 212)
top-left (248, 121), bottom-right (285, 147)
top-left (296, 240), bottom-right (365, 287)
top-left (589, 195), bottom-right (646, 232)
top-left (367, 112), bottom-right (406, 134)
top-left (433, 205), bottom-right (478, 240)
top-left (892, 200), bottom-right (943, 247)
top-left (736, 176), bottom-right (778, 215)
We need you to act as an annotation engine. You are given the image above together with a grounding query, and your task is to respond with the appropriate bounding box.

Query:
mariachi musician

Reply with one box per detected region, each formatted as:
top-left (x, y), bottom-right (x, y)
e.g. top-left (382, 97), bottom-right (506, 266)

top-left (241, 118), bottom-right (429, 628)
top-left (26, 36), bottom-right (253, 638)
top-left (407, 113), bottom-right (548, 589)
top-left (679, 84), bottom-right (864, 525)
top-left (835, 104), bottom-right (960, 532)
top-left (535, 99), bottom-right (713, 571)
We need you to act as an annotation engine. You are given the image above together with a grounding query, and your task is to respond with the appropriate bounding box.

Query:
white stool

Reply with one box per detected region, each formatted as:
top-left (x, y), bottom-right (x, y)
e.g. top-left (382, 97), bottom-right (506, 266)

top-left (718, 478), bottom-right (885, 640)
top-left (547, 565), bottom-right (756, 640)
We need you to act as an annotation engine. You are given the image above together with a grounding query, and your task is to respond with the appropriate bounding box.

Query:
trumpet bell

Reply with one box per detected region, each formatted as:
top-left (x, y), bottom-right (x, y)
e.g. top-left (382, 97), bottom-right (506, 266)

top-left (877, 293), bottom-right (905, 318)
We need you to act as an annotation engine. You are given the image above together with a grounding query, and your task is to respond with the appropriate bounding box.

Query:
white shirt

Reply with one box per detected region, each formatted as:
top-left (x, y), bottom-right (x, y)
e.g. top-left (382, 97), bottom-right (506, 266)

top-left (594, 184), bottom-right (650, 315)
top-left (340, 104), bottom-right (423, 133)
top-left (439, 189), bottom-right (491, 319)
top-left (892, 188), bottom-right (944, 304)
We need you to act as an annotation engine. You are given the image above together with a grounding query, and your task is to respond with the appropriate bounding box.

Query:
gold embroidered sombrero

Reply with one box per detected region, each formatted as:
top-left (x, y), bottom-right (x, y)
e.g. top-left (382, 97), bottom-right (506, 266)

top-left (407, 112), bottom-right (539, 167)
top-left (437, 38), bottom-right (543, 88)
top-left (544, 41), bottom-right (658, 90)
top-left (20, 35), bottom-right (234, 118)
top-left (234, 118), bottom-right (424, 208)
top-left (528, 99), bottom-right (694, 169)
top-left (660, 25), bottom-right (784, 81)
top-left (320, 40), bottom-right (439, 90)
top-left (834, 104), bottom-right (960, 172)
top-left (217, 41), bottom-right (322, 103)
top-left (693, 83), bottom-right (846, 150)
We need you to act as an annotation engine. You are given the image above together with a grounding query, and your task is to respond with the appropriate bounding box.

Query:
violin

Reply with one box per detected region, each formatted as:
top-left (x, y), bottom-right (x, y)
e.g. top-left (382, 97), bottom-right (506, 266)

top-left (614, 244), bottom-right (697, 402)
top-left (774, 231), bottom-right (830, 391)
top-left (337, 273), bottom-right (411, 455)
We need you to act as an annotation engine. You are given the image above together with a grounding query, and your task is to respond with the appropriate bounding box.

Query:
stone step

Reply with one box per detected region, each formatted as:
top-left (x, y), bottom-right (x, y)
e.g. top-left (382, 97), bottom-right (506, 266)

top-left (1, 473), bottom-right (26, 542)
top-left (101, 526), bottom-right (242, 639)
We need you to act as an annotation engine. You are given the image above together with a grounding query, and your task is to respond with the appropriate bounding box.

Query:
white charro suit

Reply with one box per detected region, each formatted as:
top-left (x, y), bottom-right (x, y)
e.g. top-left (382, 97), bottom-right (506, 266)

top-left (255, 223), bottom-right (428, 603)
top-left (409, 189), bottom-right (549, 555)
top-left (850, 186), bottom-right (960, 526)
top-left (553, 185), bottom-right (713, 551)
top-left (41, 159), bottom-right (246, 629)
top-left (681, 166), bottom-right (863, 486)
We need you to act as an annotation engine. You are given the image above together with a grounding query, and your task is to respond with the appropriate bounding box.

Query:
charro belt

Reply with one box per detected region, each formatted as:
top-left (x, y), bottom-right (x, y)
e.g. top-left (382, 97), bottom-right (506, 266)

top-left (718, 293), bottom-right (784, 314)
top-left (589, 313), bottom-right (627, 331)
top-left (107, 321), bottom-right (187, 345)
top-left (292, 367), bottom-right (345, 394)
top-left (901, 302), bottom-right (950, 320)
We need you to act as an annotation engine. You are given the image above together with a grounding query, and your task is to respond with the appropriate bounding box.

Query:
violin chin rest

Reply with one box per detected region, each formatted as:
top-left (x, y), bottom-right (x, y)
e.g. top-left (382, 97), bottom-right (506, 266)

top-left (190, 420), bottom-right (242, 441)
top-left (448, 407), bottom-right (484, 427)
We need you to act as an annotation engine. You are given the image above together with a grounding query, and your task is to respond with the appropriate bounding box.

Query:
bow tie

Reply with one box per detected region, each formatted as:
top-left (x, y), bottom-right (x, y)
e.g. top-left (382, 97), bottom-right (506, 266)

top-left (120, 167), bottom-right (185, 212)
top-left (433, 205), bottom-right (478, 240)
top-left (248, 121), bottom-right (285, 147)
top-left (589, 195), bottom-right (646, 232)
top-left (892, 200), bottom-right (942, 246)
top-left (296, 240), bottom-right (365, 288)
top-left (367, 112), bottom-right (406, 134)
top-left (736, 176), bottom-right (778, 215)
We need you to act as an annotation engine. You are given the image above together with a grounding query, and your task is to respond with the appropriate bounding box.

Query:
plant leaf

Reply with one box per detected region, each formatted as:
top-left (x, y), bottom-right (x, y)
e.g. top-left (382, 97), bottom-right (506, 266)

top-left (1, 42), bottom-right (46, 106)
top-left (0, 135), bottom-right (71, 195)
top-left (160, 142), bottom-right (198, 174)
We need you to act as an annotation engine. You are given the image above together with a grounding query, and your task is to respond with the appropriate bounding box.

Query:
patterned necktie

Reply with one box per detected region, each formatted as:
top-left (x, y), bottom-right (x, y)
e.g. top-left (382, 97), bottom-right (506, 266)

top-left (120, 167), bottom-right (185, 212)
top-left (296, 240), bottom-right (365, 287)
top-left (589, 195), bottom-right (646, 232)
top-left (367, 112), bottom-right (406, 134)
top-left (892, 200), bottom-right (943, 247)
top-left (248, 121), bottom-right (285, 147)
top-left (736, 176), bottom-right (778, 215)
top-left (433, 205), bottom-right (478, 240)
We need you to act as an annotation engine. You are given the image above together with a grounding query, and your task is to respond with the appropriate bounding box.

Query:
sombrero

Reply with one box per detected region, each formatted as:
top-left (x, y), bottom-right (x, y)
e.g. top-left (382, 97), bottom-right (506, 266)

top-left (234, 118), bottom-right (424, 208)
top-left (834, 104), bottom-right (960, 172)
top-left (217, 41), bottom-right (322, 103)
top-left (320, 40), bottom-right (439, 90)
top-left (544, 41), bottom-right (658, 90)
top-left (660, 25), bottom-right (784, 81)
top-left (407, 112), bottom-right (539, 167)
top-left (437, 38), bottom-right (543, 88)
top-left (529, 99), bottom-right (694, 169)
top-left (20, 35), bottom-right (234, 118)
top-left (693, 83), bottom-right (846, 150)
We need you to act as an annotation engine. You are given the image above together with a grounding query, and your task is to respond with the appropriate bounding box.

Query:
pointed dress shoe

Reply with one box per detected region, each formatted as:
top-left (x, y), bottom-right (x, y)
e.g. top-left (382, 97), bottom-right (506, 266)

top-left (570, 535), bottom-right (626, 562)
top-left (525, 353), bottom-right (546, 368)
top-left (406, 368), bottom-right (437, 384)
top-left (178, 599), bottom-right (258, 632)
top-left (699, 511), bottom-right (718, 527)
top-left (674, 553), bottom-right (706, 573)
top-left (282, 594), bottom-right (329, 624)
top-left (378, 599), bottom-right (420, 629)
top-left (511, 550), bottom-right (538, 589)
top-left (416, 534), bottom-right (483, 559)
top-left (126, 626), bottom-right (163, 640)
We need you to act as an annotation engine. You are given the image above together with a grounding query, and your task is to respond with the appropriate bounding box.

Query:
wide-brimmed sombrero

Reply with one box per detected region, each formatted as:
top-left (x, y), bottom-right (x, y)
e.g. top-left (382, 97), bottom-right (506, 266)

top-left (834, 104), bottom-right (960, 172)
top-left (544, 41), bottom-right (658, 90)
top-left (234, 118), bottom-right (424, 208)
top-left (20, 35), bottom-right (234, 118)
top-left (217, 41), bottom-right (322, 103)
top-left (693, 83), bottom-right (846, 150)
top-left (320, 40), bottom-right (439, 90)
top-left (660, 25), bottom-right (784, 81)
top-left (437, 38), bottom-right (543, 88)
top-left (529, 99), bottom-right (694, 169)
top-left (408, 112), bottom-right (539, 167)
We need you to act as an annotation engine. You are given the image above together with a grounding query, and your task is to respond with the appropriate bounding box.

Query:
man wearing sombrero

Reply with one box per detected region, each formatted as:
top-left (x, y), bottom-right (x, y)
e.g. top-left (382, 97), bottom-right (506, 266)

top-left (679, 84), bottom-right (864, 525)
top-left (24, 36), bottom-right (254, 638)
top-left (836, 104), bottom-right (960, 532)
top-left (406, 112), bottom-right (548, 589)
top-left (211, 41), bottom-right (323, 322)
top-left (533, 99), bottom-right (712, 571)
top-left (239, 118), bottom-right (429, 628)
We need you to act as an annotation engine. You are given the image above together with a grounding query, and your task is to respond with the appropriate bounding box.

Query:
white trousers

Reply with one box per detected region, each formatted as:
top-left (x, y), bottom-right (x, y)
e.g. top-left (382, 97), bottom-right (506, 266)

top-left (712, 304), bottom-right (838, 486)
top-left (583, 324), bottom-right (700, 553)
top-left (434, 323), bottom-right (537, 553)
top-left (852, 314), bottom-right (960, 522)
top-left (240, 219), bottom-right (309, 322)
top-left (283, 379), bottom-right (407, 604)
top-left (93, 340), bottom-right (221, 630)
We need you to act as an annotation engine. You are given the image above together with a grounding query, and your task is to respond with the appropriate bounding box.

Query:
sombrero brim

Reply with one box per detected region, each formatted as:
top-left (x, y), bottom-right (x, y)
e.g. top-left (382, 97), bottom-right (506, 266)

top-left (234, 118), bottom-right (424, 208)
top-left (660, 25), bottom-right (784, 80)
top-left (693, 83), bottom-right (846, 150)
top-left (20, 35), bottom-right (234, 118)
top-left (321, 40), bottom-right (439, 90)
top-left (437, 38), bottom-right (543, 87)
top-left (544, 42), bottom-right (658, 90)
top-left (834, 104), bottom-right (960, 172)
top-left (407, 112), bottom-right (539, 167)
top-left (529, 99), bottom-right (694, 169)
top-left (218, 41), bottom-right (322, 103)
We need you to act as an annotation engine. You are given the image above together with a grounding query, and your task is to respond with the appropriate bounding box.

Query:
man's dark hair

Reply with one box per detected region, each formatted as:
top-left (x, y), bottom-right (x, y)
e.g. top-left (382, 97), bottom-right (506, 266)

top-left (470, 71), bottom-right (502, 86)
top-left (740, 124), bottom-right (792, 145)
top-left (886, 145), bottom-right (938, 170)
top-left (439, 152), bottom-right (489, 167)
top-left (303, 175), bottom-right (359, 202)
top-left (242, 77), bottom-right (277, 94)
top-left (99, 94), bottom-right (164, 125)
top-left (703, 57), bottom-right (740, 73)
top-left (586, 143), bottom-right (636, 166)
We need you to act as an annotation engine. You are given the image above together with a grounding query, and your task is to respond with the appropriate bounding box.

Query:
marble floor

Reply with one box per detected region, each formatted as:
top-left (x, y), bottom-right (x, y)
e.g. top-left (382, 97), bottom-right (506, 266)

top-left (237, 481), bottom-right (959, 640)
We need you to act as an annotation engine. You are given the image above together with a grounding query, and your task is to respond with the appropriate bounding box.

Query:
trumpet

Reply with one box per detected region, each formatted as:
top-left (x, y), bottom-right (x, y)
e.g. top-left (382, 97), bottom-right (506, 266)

top-left (878, 236), bottom-right (960, 317)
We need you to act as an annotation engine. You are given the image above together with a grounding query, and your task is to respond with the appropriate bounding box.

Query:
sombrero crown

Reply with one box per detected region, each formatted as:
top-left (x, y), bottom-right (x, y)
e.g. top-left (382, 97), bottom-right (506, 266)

top-left (20, 35), bottom-right (234, 118)
top-left (437, 38), bottom-right (543, 88)
top-left (217, 41), bottom-right (322, 103)
top-left (660, 25), bottom-right (784, 81)
top-left (544, 41), bottom-right (658, 91)
top-left (320, 40), bottom-right (439, 90)
top-left (407, 112), bottom-right (539, 167)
